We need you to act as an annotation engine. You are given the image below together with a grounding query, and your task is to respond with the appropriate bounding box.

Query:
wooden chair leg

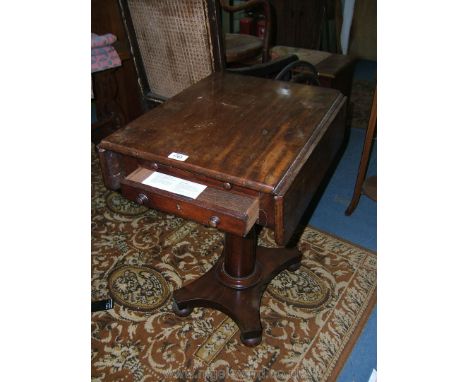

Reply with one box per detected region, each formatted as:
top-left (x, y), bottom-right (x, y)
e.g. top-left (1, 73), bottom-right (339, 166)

top-left (345, 89), bottom-right (377, 215)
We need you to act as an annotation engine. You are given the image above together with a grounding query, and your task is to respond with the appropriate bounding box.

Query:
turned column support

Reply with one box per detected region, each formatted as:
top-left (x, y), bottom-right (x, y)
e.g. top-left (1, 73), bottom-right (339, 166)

top-left (173, 226), bottom-right (302, 346)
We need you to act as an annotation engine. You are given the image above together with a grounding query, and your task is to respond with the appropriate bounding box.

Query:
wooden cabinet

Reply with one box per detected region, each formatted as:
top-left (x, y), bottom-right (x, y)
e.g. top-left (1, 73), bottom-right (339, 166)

top-left (91, 0), bottom-right (143, 124)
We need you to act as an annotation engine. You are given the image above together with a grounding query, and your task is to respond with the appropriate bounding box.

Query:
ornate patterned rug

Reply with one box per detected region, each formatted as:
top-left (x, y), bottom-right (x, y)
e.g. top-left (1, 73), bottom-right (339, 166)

top-left (91, 149), bottom-right (376, 382)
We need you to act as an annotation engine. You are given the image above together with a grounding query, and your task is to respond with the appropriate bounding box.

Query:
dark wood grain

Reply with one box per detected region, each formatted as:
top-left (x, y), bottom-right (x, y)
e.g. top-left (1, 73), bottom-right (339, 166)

top-left (316, 53), bottom-right (356, 100)
top-left (99, 72), bottom-right (346, 245)
top-left (97, 147), bottom-right (123, 190)
top-left (121, 167), bottom-right (259, 237)
top-left (225, 33), bottom-right (264, 63)
top-left (173, 229), bottom-right (302, 346)
top-left (99, 72), bottom-right (345, 196)
top-left (275, 99), bottom-right (347, 244)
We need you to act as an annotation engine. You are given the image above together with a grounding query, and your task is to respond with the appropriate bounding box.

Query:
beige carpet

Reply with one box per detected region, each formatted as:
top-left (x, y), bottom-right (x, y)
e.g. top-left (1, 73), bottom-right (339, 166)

top-left (91, 150), bottom-right (376, 382)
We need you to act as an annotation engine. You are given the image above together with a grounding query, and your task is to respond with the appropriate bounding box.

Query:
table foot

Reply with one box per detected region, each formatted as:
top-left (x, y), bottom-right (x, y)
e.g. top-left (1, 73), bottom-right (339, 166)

top-left (287, 261), bottom-right (301, 272)
top-left (240, 330), bottom-right (262, 347)
top-left (172, 243), bottom-right (302, 346)
top-left (172, 300), bottom-right (193, 317)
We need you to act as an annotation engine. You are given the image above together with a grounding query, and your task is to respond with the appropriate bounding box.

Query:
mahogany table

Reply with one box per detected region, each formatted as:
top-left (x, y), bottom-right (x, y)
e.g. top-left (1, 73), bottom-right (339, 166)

top-left (98, 72), bottom-right (347, 346)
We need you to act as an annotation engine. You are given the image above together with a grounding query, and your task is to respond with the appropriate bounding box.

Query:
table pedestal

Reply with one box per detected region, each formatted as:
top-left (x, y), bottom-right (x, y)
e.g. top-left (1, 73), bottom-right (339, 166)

top-left (173, 228), bottom-right (302, 346)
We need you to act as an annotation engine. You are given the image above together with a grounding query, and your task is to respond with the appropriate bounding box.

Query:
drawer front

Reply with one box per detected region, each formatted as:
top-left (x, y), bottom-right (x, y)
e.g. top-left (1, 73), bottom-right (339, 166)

top-left (120, 167), bottom-right (259, 237)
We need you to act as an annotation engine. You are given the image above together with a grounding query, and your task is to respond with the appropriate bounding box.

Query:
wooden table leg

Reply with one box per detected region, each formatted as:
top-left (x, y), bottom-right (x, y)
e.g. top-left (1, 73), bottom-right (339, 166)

top-left (345, 89), bottom-right (377, 215)
top-left (173, 228), bottom-right (302, 347)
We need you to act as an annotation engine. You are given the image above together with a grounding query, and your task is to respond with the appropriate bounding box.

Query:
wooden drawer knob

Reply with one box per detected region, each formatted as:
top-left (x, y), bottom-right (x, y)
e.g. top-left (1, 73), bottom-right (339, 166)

top-left (209, 216), bottom-right (221, 228)
top-left (135, 193), bottom-right (149, 205)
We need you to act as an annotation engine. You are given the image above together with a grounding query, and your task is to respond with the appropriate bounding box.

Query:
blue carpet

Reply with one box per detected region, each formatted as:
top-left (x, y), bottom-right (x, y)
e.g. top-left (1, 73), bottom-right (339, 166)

top-left (308, 127), bottom-right (377, 382)
top-left (352, 59), bottom-right (377, 82)
top-left (308, 128), bottom-right (376, 251)
top-left (338, 307), bottom-right (377, 382)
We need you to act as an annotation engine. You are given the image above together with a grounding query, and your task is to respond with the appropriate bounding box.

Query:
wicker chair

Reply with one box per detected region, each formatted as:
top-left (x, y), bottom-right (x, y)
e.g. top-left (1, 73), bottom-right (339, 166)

top-left (118, 0), bottom-right (318, 109)
top-left (119, 0), bottom-right (225, 105)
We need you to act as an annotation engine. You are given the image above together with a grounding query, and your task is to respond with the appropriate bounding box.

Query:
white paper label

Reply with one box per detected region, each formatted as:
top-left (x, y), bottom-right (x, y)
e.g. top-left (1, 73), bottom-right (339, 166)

top-left (168, 152), bottom-right (189, 161)
top-left (142, 172), bottom-right (206, 199)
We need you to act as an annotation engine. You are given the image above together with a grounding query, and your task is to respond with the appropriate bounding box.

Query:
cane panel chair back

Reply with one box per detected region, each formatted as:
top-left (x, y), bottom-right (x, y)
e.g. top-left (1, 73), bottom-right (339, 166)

top-left (119, 0), bottom-right (225, 105)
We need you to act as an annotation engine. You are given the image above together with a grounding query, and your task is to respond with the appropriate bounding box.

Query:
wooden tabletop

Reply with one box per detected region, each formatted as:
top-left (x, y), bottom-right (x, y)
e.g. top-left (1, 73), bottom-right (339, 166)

top-left (100, 72), bottom-right (345, 194)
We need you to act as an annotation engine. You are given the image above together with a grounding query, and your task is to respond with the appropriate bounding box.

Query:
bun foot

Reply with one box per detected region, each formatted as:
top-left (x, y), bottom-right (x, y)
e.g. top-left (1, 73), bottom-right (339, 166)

top-left (172, 300), bottom-right (193, 317)
top-left (287, 261), bottom-right (301, 272)
top-left (240, 331), bottom-right (262, 347)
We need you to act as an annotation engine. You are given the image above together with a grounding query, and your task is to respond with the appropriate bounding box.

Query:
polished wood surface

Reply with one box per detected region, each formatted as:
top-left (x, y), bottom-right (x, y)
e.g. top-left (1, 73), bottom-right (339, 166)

top-left (315, 53), bottom-right (356, 103)
top-left (100, 72), bottom-right (345, 194)
top-left (173, 229), bottom-right (302, 346)
top-left (121, 167), bottom-right (259, 237)
top-left (98, 73), bottom-right (347, 346)
top-left (100, 72), bottom-right (346, 246)
top-left (225, 33), bottom-right (264, 64)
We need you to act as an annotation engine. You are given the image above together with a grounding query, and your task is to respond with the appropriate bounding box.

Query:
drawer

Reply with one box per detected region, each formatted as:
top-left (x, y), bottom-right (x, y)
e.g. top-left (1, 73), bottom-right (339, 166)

top-left (120, 167), bottom-right (259, 237)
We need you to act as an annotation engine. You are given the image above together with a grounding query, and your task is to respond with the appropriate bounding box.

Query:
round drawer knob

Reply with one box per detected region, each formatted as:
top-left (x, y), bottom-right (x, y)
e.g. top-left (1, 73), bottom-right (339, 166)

top-left (151, 163), bottom-right (159, 170)
top-left (209, 216), bottom-right (221, 228)
top-left (223, 182), bottom-right (232, 190)
top-left (135, 193), bottom-right (149, 205)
